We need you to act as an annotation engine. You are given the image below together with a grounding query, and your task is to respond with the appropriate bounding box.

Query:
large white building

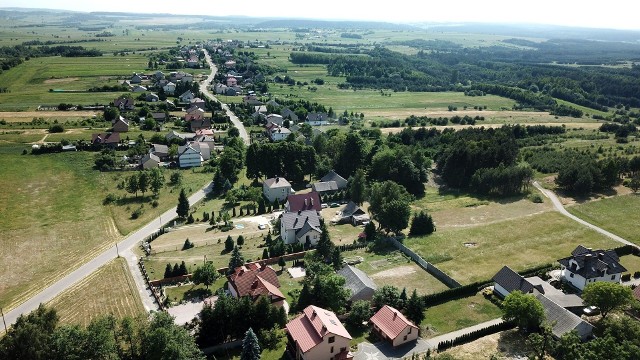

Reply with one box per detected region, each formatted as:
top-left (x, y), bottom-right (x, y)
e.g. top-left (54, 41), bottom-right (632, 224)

top-left (558, 245), bottom-right (626, 291)
top-left (280, 210), bottom-right (321, 246)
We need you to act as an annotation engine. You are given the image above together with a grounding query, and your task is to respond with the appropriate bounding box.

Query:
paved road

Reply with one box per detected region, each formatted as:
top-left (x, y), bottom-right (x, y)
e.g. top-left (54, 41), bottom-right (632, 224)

top-left (352, 318), bottom-right (503, 360)
top-left (199, 49), bottom-right (250, 146)
top-left (532, 181), bottom-right (638, 248)
top-left (4, 182), bottom-right (214, 328)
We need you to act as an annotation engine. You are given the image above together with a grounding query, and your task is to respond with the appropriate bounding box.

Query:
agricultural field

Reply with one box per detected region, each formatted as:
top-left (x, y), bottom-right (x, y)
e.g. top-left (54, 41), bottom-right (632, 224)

top-left (566, 194), bottom-right (640, 246)
top-left (404, 211), bottom-right (619, 285)
top-left (0, 144), bottom-right (210, 310)
top-left (47, 258), bottom-right (145, 326)
top-left (422, 294), bottom-right (502, 337)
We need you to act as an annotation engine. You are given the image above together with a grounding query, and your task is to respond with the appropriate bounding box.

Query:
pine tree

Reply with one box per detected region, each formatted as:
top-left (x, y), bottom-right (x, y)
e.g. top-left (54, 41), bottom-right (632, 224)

top-left (399, 287), bottom-right (408, 309)
top-left (232, 207), bottom-right (237, 217)
top-left (229, 246), bottom-right (245, 270)
top-left (262, 248), bottom-right (269, 259)
top-left (179, 261), bottom-right (188, 275)
top-left (405, 289), bottom-right (425, 325)
top-left (316, 223), bottom-right (333, 261)
top-left (278, 256), bottom-right (286, 270)
top-left (409, 211), bottom-right (436, 236)
top-left (331, 247), bottom-right (343, 270)
top-left (225, 235), bottom-right (234, 252)
top-left (176, 188), bottom-right (190, 219)
top-left (240, 328), bottom-right (261, 360)
top-left (172, 263), bottom-right (180, 277)
top-left (265, 233), bottom-right (273, 246)
top-left (237, 235), bottom-right (245, 246)
top-left (164, 263), bottom-right (173, 278)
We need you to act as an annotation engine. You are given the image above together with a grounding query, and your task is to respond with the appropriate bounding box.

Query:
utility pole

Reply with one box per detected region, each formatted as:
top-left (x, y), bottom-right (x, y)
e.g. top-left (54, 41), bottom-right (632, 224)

top-left (1, 307), bottom-right (7, 334)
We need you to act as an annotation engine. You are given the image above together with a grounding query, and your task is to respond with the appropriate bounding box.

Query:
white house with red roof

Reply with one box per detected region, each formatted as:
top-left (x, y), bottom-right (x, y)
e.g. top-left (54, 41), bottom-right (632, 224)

top-left (370, 305), bottom-right (419, 347)
top-left (227, 263), bottom-right (286, 306)
top-left (286, 305), bottom-right (353, 360)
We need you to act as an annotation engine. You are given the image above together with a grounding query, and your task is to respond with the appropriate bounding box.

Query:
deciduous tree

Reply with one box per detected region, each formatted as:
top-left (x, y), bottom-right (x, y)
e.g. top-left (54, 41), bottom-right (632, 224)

top-left (582, 282), bottom-right (633, 320)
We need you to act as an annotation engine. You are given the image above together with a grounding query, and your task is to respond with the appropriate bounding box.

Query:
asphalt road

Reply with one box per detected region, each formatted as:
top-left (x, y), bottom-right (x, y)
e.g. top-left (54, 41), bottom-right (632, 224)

top-left (199, 50), bottom-right (250, 146)
top-left (533, 181), bottom-right (638, 248)
top-left (4, 182), bottom-right (214, 327)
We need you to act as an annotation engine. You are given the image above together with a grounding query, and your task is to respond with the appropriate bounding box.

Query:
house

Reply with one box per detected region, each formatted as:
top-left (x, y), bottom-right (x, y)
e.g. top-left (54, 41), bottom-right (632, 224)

top-left (492, 266), bottom-right (535, 299)
top-left (226, 76), bottom-right (238, 87)
top-left (268, 125), bottom-right (291, 142)
top-left (312, 181), bottom-right (339, 195)
top-left (338, 202), bottom-right (370, 226)
top-left (114, 97), bottom-right (135, 111)
top-left (306, 112), bottom-right (329, 126)
top-left (185, 107), bottom-right (205, 122)
top-left (139, 153), bottom-right (160, 169)
top-left (130, 73), bottom-right (143, 84)
top-left (286, 192), bottom-right (322, 213)
top-left (163, 82), bottom-right (176, 95)
top-left (132, 85), bottom-right (147, 93)
top-left (151, 112), bottom-right (167, 122)
top-left (286, 305), bottom-right (352, 360)
top-left (558, 245), bottom-right (626, 291)
top-left (243, 95), bottom-right (263, 106)
top-left (227, 263), bottom-right (286, 306)
top-left (189, 118), bottom-right (212, 133)
top-left (526, 276), bottom-right (584, 312)
top-left (337, 265), bottom-right (377, 302)
top-left (189, 141), bottom-right (211, 161)
top-left (280, 210), bottom-right (322, 245)
top-left (182, 73), bottom-right (194, 83)
top-left (178, 144), bottom-right (204, 168)
top-left (146, 93), bottom-right (159, 102)
top-left (190, 97), bottom-right (206, 110)
top-left (266, 114), bottom-right (285, 127)
top-left (179, 90), bottom-right (195, 103)
top-left (187, 58), bottom-right (199, 68)
top-left (534, 292), bottom-right (594, 341)
top-left (266, 99), bottom-right (280, 108)
top-left (321, 170), bottom-right (348, 190)
top-left (263, 176), bottom-right (293, 203)
top-left (150, 144), bottom-right (169, 159)
top-left (166, 130), bottom-right (195, 143)
top-left (224, 60), bottom-right (236, 68)
top-left (154, 71), bottom-right (165, 80)
top-left (91, 132), bottom-right (120, 147)
top-left (370, 305), bottom-right (419, 347)
top-left (112, 116), bottom-right (129, 133)
top-left (281, 107), bottom-right (299, 122)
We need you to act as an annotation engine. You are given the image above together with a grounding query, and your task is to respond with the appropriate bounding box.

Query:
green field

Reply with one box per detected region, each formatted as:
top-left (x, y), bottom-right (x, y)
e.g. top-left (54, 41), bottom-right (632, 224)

top-left (422, 294), bottom-right (503, 337)
top-left (47, 258), bottom-right (145, 326)
top-left (404, 211), bottom-right (619, 284)
top-left (567, 194), bottom-right (640, 246)
top-left (0, 144), bottom-right (211, 310)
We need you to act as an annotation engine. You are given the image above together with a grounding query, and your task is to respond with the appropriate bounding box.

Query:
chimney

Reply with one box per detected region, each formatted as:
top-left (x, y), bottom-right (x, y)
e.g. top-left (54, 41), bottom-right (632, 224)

top-left (298, 210), bottom-right (301, 215)
top-left (304, 199), bottom-right (308, 207)
top-left (393, 311), bottom-right (397, 320)
top-left (598, 252), bottom-right (604, 260)
top-left (275, 176), bottom-right (279, 183)
top-left (310, 198), bottom-right (314, 206)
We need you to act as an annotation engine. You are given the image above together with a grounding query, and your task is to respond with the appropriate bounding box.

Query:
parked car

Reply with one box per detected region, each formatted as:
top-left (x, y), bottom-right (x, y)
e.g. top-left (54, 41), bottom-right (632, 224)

top-left (321, 203), bottom-right (328, 209)
top-left (583, 306), bottom-right (600, 316)
top-left (258, 224), bottom-right (268, 230)
top-left (330, 202), bottom-right (340, 208)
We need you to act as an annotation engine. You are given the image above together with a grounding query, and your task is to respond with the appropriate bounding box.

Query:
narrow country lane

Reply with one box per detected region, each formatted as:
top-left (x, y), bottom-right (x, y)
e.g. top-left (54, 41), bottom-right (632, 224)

top-left (533, 181), bottom-right (638, 249)
top-left (199, 49), bottom-right (250, 146)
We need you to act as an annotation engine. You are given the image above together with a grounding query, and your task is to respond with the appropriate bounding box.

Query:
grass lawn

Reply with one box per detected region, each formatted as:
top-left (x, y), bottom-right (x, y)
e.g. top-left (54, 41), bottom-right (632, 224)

top-left (0, 145), bottom-right (211, 311)
top-left (47, 258), bottom-right (144, 326)
top-left (619, 255), bottom-right (640, 275)
top-left (422, 294), bottom-right (503, 337)
top-left (567, 194), bottom-right (640, 246)
top-left (404, 211), bottom-right (620, 285)
top-left (344, 247), bottom-right (450, 295)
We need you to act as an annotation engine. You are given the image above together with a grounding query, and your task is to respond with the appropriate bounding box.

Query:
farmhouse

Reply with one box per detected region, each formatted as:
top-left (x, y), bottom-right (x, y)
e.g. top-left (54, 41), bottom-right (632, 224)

top-left (130, 73), bottom-right (143, 84)
top-left (163, 82), bottom-right (176, 95)
top-left (306, 112), bottom-right (329, 126)
top-left (91, 132), bottom-right (120, 147)
top-left (286, 305), bottom-right (352, 360)
top-left (337, 202), bottom-right (370, 226)
top-left (131, 85), bottom-right (147, 93)
top-left (145, 93), bottom-right (159, 102)
top-left (266, 114), bottom-right (285, 127)
top-left (370, 305), bottom-right (419, 347)
top-left (268, 125), bottom-right (291, 142)
top-left (286, 192), bottom-right (322, 213)
top-left (280, 210), bottom-right (322, 246)
top-left (337, 265), bottom-right (377, 302)
top-left (281, 107), bottom-right (299, 122)
top-left (321, 170), bottom-right (348, 190)
top-left (114, 97), bottom-right (135, 111)
top-left (189, 118), bottom-right (212, 133)
top-left (558, 245), bottom-right (626, 291)
top-left (179, 90), bottom-right (195, 103)
top-left (227, 263), bottom-right (286, 306)
top-left (139, 153), bottom-right (160, 170)
top-left (150, 144), bottom-right (169, 159)
top-left (177, 144), bottom-right (204, 168)
top-left (534, 292), bottom-right (594, 341)
top-left (166, 130), bottom-right (195, 143)
top-left (312, 181), bottom-right (339, 195)
top-left (190, 97), bottom-right (206, 110)
top-left (263, 176), bottom-right (292, 203)
top-left (112, 116), bottom-right (129, 132)
top-left (185, 107), bottom-right (205, 122)
top-left (492, 266), bottom-right (535, 299)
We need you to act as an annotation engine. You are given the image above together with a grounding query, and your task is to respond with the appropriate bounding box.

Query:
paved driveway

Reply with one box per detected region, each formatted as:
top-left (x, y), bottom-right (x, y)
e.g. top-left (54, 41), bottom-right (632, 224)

top-left (353, 340), bottom-right (432, 360)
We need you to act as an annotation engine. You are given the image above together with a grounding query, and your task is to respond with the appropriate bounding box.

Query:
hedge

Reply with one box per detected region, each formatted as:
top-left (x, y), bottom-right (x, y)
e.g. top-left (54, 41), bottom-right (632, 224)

top-left (437, 321), bottom-right (515, 352)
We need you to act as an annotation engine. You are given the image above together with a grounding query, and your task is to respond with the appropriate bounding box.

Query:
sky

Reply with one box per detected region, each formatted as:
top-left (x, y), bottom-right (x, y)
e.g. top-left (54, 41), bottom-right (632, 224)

top-left (3, 0), bottom-right (640, 31)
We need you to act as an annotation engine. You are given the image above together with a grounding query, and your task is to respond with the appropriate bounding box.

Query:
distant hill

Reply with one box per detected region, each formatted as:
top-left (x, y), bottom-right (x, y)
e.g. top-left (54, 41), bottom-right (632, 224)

top-left (255, 19), bottom-right (416, 31)
top-left (419, 23), bottom-right (640, 42)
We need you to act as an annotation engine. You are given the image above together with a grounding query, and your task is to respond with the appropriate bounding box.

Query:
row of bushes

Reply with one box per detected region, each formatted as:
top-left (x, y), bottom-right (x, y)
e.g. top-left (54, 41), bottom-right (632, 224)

top-left (437, 321), bottom-right (515, 352)
top-left (621, 272), bottom-right (640, 282)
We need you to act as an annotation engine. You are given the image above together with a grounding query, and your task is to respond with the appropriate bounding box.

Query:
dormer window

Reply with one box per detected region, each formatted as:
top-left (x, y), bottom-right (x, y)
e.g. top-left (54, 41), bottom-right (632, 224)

top-left (328, 336), bottom-right (335, 343)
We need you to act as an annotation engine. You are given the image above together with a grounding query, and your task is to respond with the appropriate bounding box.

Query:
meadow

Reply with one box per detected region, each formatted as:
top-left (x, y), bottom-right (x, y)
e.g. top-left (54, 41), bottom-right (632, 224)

top-left (47, 258), bottom-right (145, 326)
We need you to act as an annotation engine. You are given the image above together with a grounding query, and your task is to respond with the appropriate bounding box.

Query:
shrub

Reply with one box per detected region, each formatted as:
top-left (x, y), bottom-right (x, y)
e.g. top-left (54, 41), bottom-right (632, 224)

top-left (48, 124), bottom-right (64, 133)
top-left (529, 193), bottom-right (543, 203)
top-left (131, 208), bottom-right (143, 219)
top-left (634, 271), bottom-right (640, 279)
top-left (182, 238), bottom-right (194, 250)
top-left (103, 193), bottom-right (118, 205)
top-left (622, 273), bottom-right (631, 282)
top-left (151, 200), bottom-right (159, 208)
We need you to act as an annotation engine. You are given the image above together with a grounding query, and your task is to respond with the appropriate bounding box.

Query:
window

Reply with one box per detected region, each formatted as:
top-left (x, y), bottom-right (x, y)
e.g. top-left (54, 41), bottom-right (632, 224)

top-left (328, 336), bottom-right (335, 343)
top-left (340, 347), bottom-right (346, 353)
top-left (403, 335), bottom-right (407, 341)
top-left (569, 273), bottom-right (574, 278)
top-left (331, 346), bottom-right (334, 353)
top-left (611, 275), bottom-right (616, 280)
top-left (408, 328), bottom-right (412, 334)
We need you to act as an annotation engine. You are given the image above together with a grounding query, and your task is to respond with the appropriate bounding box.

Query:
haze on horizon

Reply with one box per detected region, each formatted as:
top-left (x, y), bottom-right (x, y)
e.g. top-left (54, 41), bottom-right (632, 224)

top-left (3, 0), bottom-right (640, 31)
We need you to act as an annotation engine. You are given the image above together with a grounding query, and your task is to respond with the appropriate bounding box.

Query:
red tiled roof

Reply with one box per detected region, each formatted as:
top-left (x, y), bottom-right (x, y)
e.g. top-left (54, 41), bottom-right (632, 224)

top-left (287, 191), bottom-right (322, 212)
top-left (252, 276), bottom-right (285, 300)
top-left (228, 264), bottom-right (281, 299)
top-left (286, 305), bottom-right (351, 353)
top-left (370, 305), bottom-right (418, 340)
top-left (634, 286), bottom-right (640, 301)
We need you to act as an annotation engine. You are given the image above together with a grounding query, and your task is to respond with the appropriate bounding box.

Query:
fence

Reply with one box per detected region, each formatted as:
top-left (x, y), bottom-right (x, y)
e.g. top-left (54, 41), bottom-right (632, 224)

top-left (138, 258), bottom-right (165, 310)
top-left (387, 237), bottom-right (461, 288)
top-left (437, 321), bottom-right (514, 352)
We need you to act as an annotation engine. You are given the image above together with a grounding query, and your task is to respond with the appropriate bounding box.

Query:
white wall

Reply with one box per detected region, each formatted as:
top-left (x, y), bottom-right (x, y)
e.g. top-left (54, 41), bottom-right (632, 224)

top-left (493, 283), bottom-right (510, 299)
top-left (392, 325), bottom-right (419, 347)
top-left (302, 334), bottom-right (350, 360)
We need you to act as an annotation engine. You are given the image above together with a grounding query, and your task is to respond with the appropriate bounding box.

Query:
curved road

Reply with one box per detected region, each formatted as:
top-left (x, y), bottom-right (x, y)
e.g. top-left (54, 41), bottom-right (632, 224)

top-left (533, 181), bottom-right (638, 248)
top-left (199, 49), bottom-right (250, 146)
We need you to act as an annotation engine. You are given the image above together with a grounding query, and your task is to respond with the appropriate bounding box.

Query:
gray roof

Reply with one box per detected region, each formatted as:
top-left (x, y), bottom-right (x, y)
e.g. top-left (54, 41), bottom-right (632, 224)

top-left (341, 201), bottom-right (366, 218)
top-left (492, 266), bottom-right (534, 294)
top-left (281, 210), bottom-right (321, 232)
top-left (264, 177), bottom-right (291, 189)
top-left (558, 246), bottom-right (626, 279)
top-left (152, 144), bottom-right (168, 155)
top-left (312, 181), bottom-right (338, 193)
top-left (140, 153), bottom-right (160, 165)
top-left (526, 276), bottom-right (584, 308)
top-left (320, 170), bottom-right (348, 189)
top-left (337, 265), bottom-right (377, 301)
top-left (535, 292), bottom-right (594, 340)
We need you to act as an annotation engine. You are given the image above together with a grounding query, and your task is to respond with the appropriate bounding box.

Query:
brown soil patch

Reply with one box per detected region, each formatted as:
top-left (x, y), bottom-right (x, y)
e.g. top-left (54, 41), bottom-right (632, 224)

top-left (444, 329), bottom-right (534, 360)
top-left (43, 77), bottom-right (80, 84)
top-left (379, 121), bottom-right (601, 134)
top-left (370, 265), bottom-right (416, 279)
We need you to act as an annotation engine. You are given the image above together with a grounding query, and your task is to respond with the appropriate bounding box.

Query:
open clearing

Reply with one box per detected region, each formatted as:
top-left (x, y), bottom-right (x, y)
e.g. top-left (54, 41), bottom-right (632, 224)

top-left (442, 329), bottom-right (531, 360)
top-left (566, 194), bottom-right (640, 246)
top-left (422, 294), bottom-right (503, 337)
top-left (405, 211), bottom-right (620, 284)
top-left (47, 258), bottom-right (144, 326)
top-left (0, 110), bottom-right (98, 123)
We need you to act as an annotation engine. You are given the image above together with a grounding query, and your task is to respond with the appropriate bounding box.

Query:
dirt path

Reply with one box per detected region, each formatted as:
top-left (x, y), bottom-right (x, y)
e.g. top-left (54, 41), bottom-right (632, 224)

top-left (370, 265), bottom-right (416, 279)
